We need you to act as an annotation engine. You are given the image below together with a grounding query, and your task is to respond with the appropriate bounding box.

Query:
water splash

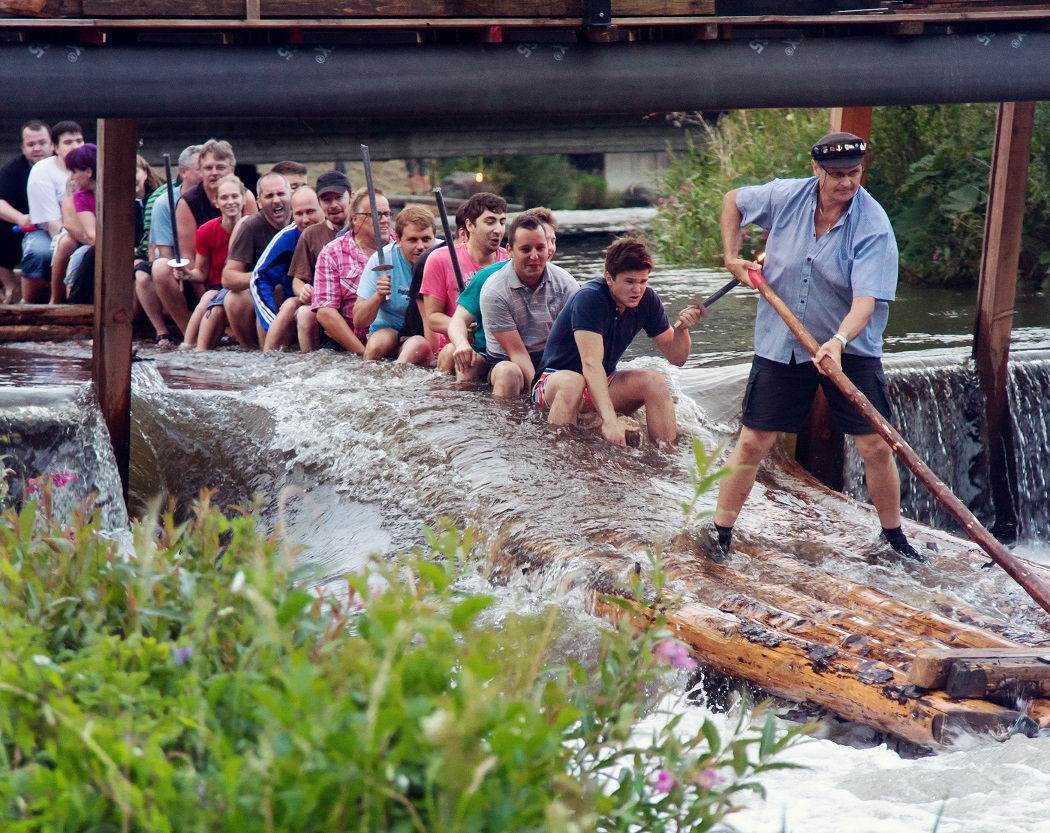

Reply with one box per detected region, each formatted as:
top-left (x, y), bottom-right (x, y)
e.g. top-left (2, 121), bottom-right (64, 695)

top-left (1009, 351), bottom-right (1050, 542)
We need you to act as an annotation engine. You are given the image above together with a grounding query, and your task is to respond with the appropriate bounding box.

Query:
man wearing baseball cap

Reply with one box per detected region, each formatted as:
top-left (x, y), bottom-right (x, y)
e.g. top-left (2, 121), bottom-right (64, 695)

top-left (708, 130), bottom-right (922, 563)
top-left (266, 169), bottom-right (352, 351)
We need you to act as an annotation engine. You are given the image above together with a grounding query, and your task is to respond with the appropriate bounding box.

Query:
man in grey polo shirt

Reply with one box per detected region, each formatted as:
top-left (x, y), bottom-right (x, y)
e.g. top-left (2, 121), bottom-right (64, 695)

top-left (710, 131), bottom-right (922, 563)
top-left (479, 213), bottom-right (578, 397)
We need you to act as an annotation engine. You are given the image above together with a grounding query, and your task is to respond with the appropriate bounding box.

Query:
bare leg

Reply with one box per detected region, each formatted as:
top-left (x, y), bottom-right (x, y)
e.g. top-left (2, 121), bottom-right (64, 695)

top-left (135, 266), bottom-right (173, 338)
top-left (196, 303), bottom-right (227, 352)
top-left (490, 360), bottom-right (525, 398)
top-left (264, 298), bottom-right (302, 352)
top-left (397, 335), bottom-right (433, 366)
top-left (296, 306), bottom-right (319, 352)
top-left (184, 290), bottom-right (218, 347)
top-left (49, 234), bottom-right (76, 304)
top-left (0, 267), bottom-right (20, 304)
top-left (606, 368), bottom-right (679, 443)
top-left (541, 370), bottom-right (586, 426)
top-left (223, 289), bottom-right (259, 348)
top-left (436, 342), bottom-right (456, 375)
top-left (853, 433), bottom-right (902, 528)
top-left (364, 327), bottom-right (399, 360)
top-left (152, 259), bottom-right (192, 334)
top-left (713, 427), bottom-right (778, 528)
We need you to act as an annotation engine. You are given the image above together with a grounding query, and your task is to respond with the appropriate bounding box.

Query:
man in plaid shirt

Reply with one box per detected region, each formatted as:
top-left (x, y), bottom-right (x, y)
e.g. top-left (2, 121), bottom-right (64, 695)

top-left (312, 187), bottom-right (391, 352)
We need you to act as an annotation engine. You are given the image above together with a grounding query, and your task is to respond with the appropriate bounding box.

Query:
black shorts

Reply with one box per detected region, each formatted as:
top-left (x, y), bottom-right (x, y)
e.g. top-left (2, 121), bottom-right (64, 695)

top-left (0, 233), bottom-right (22, 270)
top-left (741, 354), bottom-right (891, 436)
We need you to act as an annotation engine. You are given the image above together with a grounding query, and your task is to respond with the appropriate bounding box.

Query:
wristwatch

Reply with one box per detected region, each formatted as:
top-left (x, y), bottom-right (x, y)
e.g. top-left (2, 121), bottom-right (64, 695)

top-left (832, 332), bottom-right (849, 347)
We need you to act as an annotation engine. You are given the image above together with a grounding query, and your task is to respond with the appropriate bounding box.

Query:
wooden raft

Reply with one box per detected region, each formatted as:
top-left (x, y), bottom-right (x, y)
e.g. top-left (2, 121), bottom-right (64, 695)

top-left (0, 304), bottom-right (93, 342)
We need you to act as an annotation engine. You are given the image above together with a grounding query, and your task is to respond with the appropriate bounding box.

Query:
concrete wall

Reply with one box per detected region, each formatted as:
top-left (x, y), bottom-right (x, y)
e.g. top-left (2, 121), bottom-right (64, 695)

top-left (603, 151), bottom-right (669, 193)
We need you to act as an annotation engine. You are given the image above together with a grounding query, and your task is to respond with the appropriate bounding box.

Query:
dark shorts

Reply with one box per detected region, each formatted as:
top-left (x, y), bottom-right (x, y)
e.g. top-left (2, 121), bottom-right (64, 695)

top-left (206, 287), bottom-right (229, 309)
top-left (0, 233), bottom-right (21, 270)
top-left (741, 354), bottom-right (891, 436)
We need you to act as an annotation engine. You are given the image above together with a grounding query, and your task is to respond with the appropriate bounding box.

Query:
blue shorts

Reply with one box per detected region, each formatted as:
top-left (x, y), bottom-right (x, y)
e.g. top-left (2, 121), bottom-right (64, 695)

top-left (207, 288), bottom-right (229, 309)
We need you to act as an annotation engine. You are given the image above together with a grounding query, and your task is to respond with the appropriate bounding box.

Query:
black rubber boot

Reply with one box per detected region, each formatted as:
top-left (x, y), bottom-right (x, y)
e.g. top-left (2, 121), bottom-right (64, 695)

top-left (881, 526), bottom-right (925, 563)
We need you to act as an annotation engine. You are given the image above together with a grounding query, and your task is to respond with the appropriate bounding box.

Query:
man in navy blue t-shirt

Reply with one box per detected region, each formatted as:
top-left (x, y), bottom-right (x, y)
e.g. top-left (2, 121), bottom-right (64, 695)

top-left (532, 237), bottom-right (705, 446)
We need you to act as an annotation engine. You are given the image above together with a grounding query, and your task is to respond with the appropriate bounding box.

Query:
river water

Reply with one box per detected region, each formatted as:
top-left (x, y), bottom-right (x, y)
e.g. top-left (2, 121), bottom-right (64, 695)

top-left (1, 234), bottom-right (1049, 832)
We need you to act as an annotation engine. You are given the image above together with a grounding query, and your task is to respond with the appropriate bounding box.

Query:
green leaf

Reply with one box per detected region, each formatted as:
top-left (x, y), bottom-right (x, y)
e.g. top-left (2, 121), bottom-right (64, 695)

top-left (276, 589), bottom-right (313, 626)
top-left (450, 595), bottom-right (495, 631)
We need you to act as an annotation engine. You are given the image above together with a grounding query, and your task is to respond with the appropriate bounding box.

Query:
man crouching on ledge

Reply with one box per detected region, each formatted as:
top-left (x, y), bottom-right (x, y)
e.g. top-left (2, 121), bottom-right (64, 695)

top-left (531, 237), bottom-right (705, 446)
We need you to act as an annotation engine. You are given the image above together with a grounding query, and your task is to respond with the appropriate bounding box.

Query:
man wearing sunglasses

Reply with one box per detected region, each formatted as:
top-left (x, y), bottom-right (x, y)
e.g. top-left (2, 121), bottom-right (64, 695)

top-left (710, 130), bottom-right (922, 563)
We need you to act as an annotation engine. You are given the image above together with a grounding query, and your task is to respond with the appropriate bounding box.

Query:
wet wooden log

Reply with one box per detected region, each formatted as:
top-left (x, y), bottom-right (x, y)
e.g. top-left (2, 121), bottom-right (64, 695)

top-left (910, 647), bottom-right (1050, 698)
top-left (0, 324), bottom-right (92, 342)
top-left (0, 304), bottom-right (93, 326)
top-left (596, 595), bottom-right (1030, 748)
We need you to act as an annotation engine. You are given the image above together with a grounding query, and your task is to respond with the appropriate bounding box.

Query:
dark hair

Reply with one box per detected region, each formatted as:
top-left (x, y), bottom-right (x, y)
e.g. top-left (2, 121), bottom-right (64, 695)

top-left (454, 202), bottom-right (468, 232)
top-left (462, 192), bottom-right (507, 228)
top-left (269, 160), bottom-right (308, 178)
top-left (51, 120), bottom-right (83, 143)
top-left (21, 119), bottom-right (50, 138)
top-left (508, 214), bottom-right (546, 247)
top-left (523, 206), bottom-right (557, 229)
top-left (137, 154), bottom-right (160, 194)
top-left (65, 143), bottom-right (97, 178)
top-left (604, 237), bottom-right (653, 277)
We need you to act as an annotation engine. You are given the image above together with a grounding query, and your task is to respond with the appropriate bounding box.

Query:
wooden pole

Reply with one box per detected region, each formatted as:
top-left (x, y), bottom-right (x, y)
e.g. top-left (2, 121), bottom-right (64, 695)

top-left (973, 101), bottom-right (1034, 540)
top-left (92, 118), bottom-right (138, 504)
top-left (793, 106), bottom-right (874, 489)
top-left (747, 266), bottom-right (1050, 618)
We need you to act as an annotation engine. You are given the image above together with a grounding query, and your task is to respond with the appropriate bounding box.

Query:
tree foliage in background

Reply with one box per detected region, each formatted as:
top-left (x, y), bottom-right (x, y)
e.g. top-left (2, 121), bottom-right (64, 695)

top-left (655, 104), bottom-right (1050, 289)
top-left (0, 474), bottom-right (802, 832)
top-left (437, 155), bottom-right (589, 210)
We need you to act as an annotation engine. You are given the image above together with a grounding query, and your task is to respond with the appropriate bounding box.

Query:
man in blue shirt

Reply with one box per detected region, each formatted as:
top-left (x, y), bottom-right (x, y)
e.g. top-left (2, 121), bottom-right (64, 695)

top-left (711, 131), bottom-right (921, 562)
top-left (355, 205), bottom-right (436, 366)
top-left (532, 237), bottom-right (705, 447)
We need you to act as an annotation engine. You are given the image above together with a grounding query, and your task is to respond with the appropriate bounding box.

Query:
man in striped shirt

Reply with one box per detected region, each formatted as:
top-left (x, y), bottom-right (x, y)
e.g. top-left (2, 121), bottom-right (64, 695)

top-left (249, 187), bottom-right (323, 338)
top-left (311, 187), bottom-right (390, 353)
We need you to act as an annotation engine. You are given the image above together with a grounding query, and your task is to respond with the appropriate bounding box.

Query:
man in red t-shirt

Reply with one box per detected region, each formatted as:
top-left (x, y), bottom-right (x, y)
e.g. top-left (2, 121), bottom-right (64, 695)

top-left (419, 192), bottom-right (508, 373)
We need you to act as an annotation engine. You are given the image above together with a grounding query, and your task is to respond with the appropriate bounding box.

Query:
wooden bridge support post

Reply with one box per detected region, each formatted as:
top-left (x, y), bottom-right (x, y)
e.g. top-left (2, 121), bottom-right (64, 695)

top-left (973, 101), bottom-right (1034, 540)
top-left (793, 106), bottom-right (872, 491)
top-left (92, 118), bottom-right (138, 503)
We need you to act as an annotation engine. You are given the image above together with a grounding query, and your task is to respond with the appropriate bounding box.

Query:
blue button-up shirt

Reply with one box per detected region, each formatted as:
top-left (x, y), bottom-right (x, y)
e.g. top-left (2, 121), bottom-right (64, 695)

top-left (736, 176), bottom-right (898, 364)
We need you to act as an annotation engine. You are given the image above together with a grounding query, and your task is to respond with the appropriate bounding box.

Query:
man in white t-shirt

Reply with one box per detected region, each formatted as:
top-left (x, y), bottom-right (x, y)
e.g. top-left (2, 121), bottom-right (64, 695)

top-left (22, 120), bottom-right (83, 302)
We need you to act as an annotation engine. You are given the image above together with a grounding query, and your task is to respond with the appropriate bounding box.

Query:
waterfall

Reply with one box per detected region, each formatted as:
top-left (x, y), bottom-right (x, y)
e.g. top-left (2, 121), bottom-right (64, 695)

top-left (1009, 351), bottom-right (1050, 541)
top-left (844, 354), bottom-right (992, 533)
top-left (844, 351), bottom-right (1050, 543)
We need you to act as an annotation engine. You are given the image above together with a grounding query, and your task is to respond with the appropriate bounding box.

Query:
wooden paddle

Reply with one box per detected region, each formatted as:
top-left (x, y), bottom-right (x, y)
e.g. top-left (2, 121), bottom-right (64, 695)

top-left (746, 265), bottom-right (1050, 617)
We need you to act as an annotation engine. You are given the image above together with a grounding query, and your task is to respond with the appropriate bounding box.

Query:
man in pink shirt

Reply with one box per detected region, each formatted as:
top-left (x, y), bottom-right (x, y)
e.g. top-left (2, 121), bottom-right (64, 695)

top-left (420, 192), bottom-right (508, 372)
top-left (311, 187), bottom-right (390, 353)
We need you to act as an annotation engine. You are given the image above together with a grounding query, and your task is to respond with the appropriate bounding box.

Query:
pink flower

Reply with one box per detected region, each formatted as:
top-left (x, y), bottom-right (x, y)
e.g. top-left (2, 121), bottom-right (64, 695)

top-left (25, 477), bottom-right (38, 495)
top-left (693, 768), bottom-right (722, 790)
top-left (742, 232), bottom-right (752, 242)
top-left (52, 469), bottom-right (76, 488)
top-left (653, 769), bottom-right (676, 793)
top-left (932, 249), bottom-right (941, 262)
top-left (653, 639), bottom-right (698, 671)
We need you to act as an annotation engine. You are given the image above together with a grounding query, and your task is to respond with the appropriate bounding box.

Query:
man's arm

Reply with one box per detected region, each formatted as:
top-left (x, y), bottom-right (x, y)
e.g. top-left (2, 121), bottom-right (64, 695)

top-left (353, 270), bottom-right (388, 330)
top-left (574, 329), bottom-right (625, 447)
top-left (424, 294), bottom-right (451, 335)
top-left (651, 304), bottom-right (706, 366)
top-left (720, 189), bottom-right (762, 288)
top-left (316, 308), bottom-right (365, 354)
top-left (0, 199), bottom-right (29, 226)
top-left (813, 296), bottom-right (876, 374)
top-left (221, 223), bottom-right (253, 290)
top-left (492, 329), bottom-right (535, 387)
top-left (174, 200), bottom-right (197, 267)
top-left (448, 305), bottom-right (479, 375)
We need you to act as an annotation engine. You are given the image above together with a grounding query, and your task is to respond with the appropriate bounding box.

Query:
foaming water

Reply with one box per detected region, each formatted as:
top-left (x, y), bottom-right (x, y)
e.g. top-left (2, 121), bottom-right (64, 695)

top-left (1009, 351), bottom-right (1050, 542)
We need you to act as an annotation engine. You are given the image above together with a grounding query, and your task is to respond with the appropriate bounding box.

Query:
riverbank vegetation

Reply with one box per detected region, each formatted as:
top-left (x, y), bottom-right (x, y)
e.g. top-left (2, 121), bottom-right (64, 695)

top-left (0, 474), bottom-right (801, 831)
top-left (654, 104), bottom-right (1050, 289)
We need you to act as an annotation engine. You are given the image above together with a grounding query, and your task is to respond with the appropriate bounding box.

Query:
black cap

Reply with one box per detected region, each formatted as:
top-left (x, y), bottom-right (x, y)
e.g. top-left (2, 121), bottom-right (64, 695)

top-left (316, 170), bottom-right (351, 197)
top-left (811, 131), bottom-right (867, 170)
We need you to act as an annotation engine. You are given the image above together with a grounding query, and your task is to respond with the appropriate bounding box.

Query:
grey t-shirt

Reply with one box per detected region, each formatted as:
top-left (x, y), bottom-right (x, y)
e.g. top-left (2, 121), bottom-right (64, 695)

top-left (479, 261), bottom-right (579, 360)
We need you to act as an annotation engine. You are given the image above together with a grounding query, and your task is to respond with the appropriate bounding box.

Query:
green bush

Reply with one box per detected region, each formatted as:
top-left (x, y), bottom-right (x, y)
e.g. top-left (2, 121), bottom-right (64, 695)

top-left (0, 471), bottom-right (802, 831)
top-left (655, 104), bottom-right (1050, 289)
top-left (574, 174), bottom-right (609, 210)
top-left (437, 155), bottom-right (580, 209)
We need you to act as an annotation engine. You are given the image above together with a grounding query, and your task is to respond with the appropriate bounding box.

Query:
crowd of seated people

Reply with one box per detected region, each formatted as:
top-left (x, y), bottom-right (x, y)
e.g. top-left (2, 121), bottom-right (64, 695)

top-left (0, 121), bottom-right (707, 446)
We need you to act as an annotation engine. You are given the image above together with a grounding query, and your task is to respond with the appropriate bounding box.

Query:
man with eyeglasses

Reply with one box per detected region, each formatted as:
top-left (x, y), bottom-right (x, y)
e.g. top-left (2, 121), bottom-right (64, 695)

top-left (708, 130), bottom-right (922, 564)
top-left (311, 186), bottom-right (391, 352)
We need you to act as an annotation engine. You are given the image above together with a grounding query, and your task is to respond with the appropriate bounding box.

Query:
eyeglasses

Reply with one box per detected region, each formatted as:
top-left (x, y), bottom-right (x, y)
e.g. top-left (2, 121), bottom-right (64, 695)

top-left (353, 211), bottom-right (392, 218)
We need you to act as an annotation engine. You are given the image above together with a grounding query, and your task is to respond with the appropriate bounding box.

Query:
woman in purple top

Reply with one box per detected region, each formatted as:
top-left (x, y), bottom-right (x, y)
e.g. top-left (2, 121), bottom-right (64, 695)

top-left (55, 143), bottom-right (97, 303)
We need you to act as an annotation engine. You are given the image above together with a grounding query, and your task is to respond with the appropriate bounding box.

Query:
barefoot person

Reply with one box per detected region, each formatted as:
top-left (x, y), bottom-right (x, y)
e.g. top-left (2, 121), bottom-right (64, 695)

top-left (172, 174), bottom-right (246, 350)
top-left (354, 205), bottom-right (435, 365)
top-left (532, 237), bottom-right (704, 446)
top-left (710, 131), bottom-right (921, 561)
